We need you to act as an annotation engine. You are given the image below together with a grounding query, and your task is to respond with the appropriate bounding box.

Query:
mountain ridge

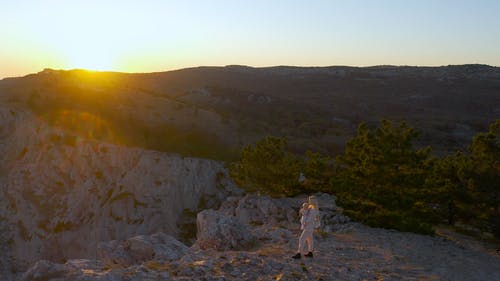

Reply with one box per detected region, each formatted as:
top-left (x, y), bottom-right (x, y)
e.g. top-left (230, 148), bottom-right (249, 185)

top-left (2, 63), bottom-right (499, 81)
top-left (1, 63), bottom-right (499, 159)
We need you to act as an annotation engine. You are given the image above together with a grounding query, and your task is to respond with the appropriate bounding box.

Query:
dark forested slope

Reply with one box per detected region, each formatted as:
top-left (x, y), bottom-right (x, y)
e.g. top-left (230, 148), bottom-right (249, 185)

top-left (1, 64), bottom-right (499, 158)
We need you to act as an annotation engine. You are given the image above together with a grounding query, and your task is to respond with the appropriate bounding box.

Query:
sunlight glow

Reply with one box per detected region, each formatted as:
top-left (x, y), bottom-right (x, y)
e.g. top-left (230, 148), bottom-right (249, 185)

top-left (1, 0), bottom-right (499, 78)
top-left (35, 4), bottom-right (131, 72)
top-left (61, 47), bottom-right (117, 72)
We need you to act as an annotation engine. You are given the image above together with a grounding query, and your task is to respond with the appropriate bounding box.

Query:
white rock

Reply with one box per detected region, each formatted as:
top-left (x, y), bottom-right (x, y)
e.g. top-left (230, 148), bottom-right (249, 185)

top-left (21, 260), bottom-right (75, 281)
top-left (196, 209), bottom-right (255, 251)
top-left (98, 233), bottom-right (189, 268)
top-left (98, 240), bottom-right (133, 268)
top-left (221, 195), bottom-right (295, 226)
top-left (0, 108), bottom-right (241, 271)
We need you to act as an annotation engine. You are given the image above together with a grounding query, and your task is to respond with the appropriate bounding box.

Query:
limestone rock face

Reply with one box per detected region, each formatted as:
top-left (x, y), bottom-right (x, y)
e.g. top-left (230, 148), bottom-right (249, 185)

top-left (97, 240), bottom-right (133, 268)
top-left (99, 233), bottom-right (189, 268)
top-left (219, 193), bottom-right (346, 232)
top-left (18, 195), bottom-right (500, 281)
top-left (311, 192), bottom-right (351, 232)
top-left (220, 195), bottom-right (297, 227)
top-left (319, 208), bottom-right (351, 232)
top-left (21, 258), bottom-right (169, 281)
top-left (313, 192), bottom-right (338, 209)
top-left (0, 106), bottom-right (241, 273)
top-left (213, 193), bottom-right (348, 247)
top-left (21, 260), bottom-right (74, 281)
top-left (196, 209), bottom-right (255, 251)
top-left (235, 195), bottom-right (290, 225)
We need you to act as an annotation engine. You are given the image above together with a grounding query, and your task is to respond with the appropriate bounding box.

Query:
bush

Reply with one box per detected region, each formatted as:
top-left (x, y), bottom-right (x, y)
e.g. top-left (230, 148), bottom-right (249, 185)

top-left (229, 137), bottom-right (303, 196)
top-left (331, 120), bottom-right (435, 234)
top-left (424, 120), bottom-right (500, 237)
top-left (230, 119), bottom-right (500, 237)
top-left (339, 196), bottom-right (435, 235)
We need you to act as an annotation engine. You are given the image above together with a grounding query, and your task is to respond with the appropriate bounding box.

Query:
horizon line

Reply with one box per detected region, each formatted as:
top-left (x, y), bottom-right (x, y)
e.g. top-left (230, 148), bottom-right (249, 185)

top-left (2, 63), bottom-right (499, 80)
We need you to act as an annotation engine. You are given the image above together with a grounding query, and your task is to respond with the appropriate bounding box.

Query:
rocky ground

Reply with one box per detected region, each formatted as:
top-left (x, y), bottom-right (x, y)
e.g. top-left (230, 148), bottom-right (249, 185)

top-left (17, 194), bottom-right (500, 281)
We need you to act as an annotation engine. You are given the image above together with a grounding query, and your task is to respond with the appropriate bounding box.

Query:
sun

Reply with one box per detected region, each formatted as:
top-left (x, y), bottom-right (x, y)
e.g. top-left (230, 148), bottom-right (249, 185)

top-left (23, 3), bottom-right (156, 73)
top-left (49, 27), bottom-right (123, 72)
top-left (62, 46), bottom-right (117, 71)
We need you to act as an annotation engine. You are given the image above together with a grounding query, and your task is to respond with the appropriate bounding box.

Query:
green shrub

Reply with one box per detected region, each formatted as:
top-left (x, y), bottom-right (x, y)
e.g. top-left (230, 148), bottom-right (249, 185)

top-left (230, 119), bottom-right (499, 237)
top-left (230, 137), bottom-right (303, 196)
top-left (332, 120), bottom-right (435, 234)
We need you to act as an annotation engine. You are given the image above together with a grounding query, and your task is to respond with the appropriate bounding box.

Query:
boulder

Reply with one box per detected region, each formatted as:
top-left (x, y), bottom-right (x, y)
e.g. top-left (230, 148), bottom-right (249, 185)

top-left (98, 233), bottom-right (189, 268)
top-left (220, 195), bottom-right (296, 226)
top-left (268, 227), bottom-right (294, 244)
top-left (218, 193), bottom-right (347, 233)
top-left (21, 260), bottom-right (75, 281)
top-left (196, 209), bottom-right (255, 251)
top-left (251, 226), bottom-right (294, 245)
top-left (98, 240), bottom-right (134, 268)
top-left (144, 233), bottom-right (191, 261)
top-left (314, 192), bottom-right (338, 210)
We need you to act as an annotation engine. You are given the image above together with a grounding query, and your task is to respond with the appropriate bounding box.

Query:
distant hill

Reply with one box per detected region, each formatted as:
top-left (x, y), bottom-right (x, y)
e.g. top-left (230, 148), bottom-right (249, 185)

top-left (1, 64), bottom-right (499, 159)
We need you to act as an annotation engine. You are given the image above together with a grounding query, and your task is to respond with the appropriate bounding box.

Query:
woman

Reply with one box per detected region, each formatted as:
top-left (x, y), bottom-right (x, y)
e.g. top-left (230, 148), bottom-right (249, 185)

top-left (292, 195), bottom-right (319, 259)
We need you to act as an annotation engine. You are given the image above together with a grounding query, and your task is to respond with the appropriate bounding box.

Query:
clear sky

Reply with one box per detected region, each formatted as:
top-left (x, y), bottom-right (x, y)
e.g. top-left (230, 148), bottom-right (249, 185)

top-left (1, 0), bottom-right (499, 78)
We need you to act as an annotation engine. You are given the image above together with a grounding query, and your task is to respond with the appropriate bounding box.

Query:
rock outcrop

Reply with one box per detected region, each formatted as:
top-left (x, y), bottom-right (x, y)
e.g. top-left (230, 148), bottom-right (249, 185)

top-left (220, 195), bottom-right (295, 226)
top-left (21, 260), bottom-right (75, 281)
top-left (98, 233), bottom-right (190, 268)
top-left (0, 106), bottom-right (242, 278)
top-left (21, 258), bottom-right (170, 281)
top-left (19, 194), bottom-right (500, 281)
top-left (219, 193), bottom-right (349, 231)
top-left (195, 209), bottom-right (255, 251)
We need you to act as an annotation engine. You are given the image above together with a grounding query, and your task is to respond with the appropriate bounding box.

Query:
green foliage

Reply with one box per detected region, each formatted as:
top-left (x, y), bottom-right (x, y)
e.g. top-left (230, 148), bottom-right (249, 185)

top-left (230, 137), bottom-right (302, 196)
top-left (332, 120), bottom-right (435, 234)
top-left (426, 120), bottom-right (500, 236)
top-left (469, 120), bottom-right (500, 208)
top-left (302, 151), bottom-right (335, 193)
top-left (229, 137), bottom-right (336, 196)
top-left (337, 120), bottom-right (431, 194)
top-left (230, 119), bottom-right (499, 237)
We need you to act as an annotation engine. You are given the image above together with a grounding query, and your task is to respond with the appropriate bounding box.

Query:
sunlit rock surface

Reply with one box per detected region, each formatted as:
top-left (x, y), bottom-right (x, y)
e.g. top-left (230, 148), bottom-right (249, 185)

top-left (98, 233), bottom-right (190, 268)
top-left (195, 209), bottom-right (255, 251)
top-left (19, 194), bottom-right (500, 281)
top-left (0, 106), bottom-right (241, 278)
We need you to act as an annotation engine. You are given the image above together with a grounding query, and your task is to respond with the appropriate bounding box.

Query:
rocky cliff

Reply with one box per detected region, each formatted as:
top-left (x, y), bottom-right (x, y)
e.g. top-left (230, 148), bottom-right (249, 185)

top-left (17, 193), bottom-right (500, 281)
top-left (0, 105), bottom-right (242, 279)
top-left (0, 98), bottom-right (499, 280)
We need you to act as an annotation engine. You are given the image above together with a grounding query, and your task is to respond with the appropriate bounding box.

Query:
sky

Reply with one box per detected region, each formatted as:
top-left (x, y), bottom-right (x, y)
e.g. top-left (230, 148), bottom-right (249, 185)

top-left (1, 0), bottom-right (500, 78)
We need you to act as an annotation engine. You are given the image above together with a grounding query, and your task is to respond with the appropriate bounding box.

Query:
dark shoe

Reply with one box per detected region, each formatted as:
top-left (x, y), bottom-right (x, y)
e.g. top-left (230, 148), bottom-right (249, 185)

top-left (304, 251), bottom-right (313, 258)
top-left (292, 253), bottom-right (301, 259)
